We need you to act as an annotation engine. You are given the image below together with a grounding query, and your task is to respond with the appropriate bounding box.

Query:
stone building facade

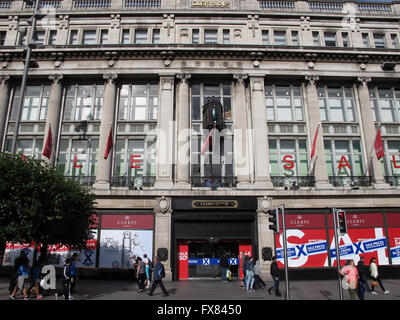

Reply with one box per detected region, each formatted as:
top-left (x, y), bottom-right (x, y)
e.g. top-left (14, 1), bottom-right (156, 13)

top-left (1, 0), bottom-right (400, 280)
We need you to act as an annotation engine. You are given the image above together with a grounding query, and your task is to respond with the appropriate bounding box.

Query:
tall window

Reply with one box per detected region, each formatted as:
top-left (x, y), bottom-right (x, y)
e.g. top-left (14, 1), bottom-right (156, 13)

top-left (191, 83), bottom-right (234, 181)
top-left (312, 31), bottom-right (320, 46)
top-left (262, 30), bottom-right (270, 45)
top-left (122, 29), bottom-right (130, 44)
top-left (362, 33), bottom-right (370, 48)
top-left (383, 141), bottom-right (400, 177)
top-left (269, 139), bottom-right (308, 177)
top-left (192, 29), bottom-right (199, 44)
top-left (342, 32), bottom-right (349, 47)
top-left (0, 31), bottom-right (6, 45)
top-left (152, 29), bottom-right (160, 44)
top-left (63, 84), bottom-right (104, 121)
top-left (324, 32), bottom-right (337, 47)
top-left (118, 84), bottom-right (158, 121)
top-left (325, 139), bottom-right (364, 177)
top-left (265, 85), bottom-right (304, 122)
top-left (9, 85), bottom-right (50, 121)
top-left (318, 86), bottom-right (356, 122)
top-left (373, 33), bottom-right (386, 48)
top-left (57, 139), bottom-right (98, 178)
top-left (369, 87), bottom-right (400, 123)
top-left (5, 138), bottom-right (43, 160)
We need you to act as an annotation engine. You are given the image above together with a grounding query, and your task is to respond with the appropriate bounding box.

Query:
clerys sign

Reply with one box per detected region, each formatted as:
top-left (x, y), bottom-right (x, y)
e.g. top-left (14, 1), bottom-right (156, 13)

top-left (192, 1), bottom-right (230, 8)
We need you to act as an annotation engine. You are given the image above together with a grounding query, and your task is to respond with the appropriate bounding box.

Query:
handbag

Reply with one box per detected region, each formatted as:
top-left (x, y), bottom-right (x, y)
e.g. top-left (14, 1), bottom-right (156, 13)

top-left (341, 276), bottom-right (349, 290)
top-left (370, 280), bottom-right (379, 287)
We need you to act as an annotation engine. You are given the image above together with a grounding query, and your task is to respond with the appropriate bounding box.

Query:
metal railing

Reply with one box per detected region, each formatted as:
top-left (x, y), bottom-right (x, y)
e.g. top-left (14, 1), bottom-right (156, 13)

top-left (124, 0), bottom-right (161, 8)
top-left (259, 0), bottom-right (295, 10)
top-left (328, 176), bottom-right (372, 188)
top-left (110, 175), bottom-right (156, 189)
top-left (385, 176), bottom-right (400, 187)
top-left (309, 1), bottom-right (344, 12)
top-left (65, 175), bottom-right (96, 186)
top-left (271, 176), bottom-right (315, 189)
top-left (73, 0), bottom-right (111, 9)
top-left (190, 176), bottom-right (237, 188)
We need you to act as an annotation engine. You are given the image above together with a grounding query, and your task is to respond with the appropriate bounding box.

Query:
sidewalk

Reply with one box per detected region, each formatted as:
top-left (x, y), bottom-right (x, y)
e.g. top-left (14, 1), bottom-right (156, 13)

top-left (1, 277), bottom-right (400, 300)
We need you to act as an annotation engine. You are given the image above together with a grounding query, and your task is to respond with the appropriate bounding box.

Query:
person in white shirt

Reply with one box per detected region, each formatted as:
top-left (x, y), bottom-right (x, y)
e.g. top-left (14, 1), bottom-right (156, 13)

top-left (369, 257), bottom-right (389, 295)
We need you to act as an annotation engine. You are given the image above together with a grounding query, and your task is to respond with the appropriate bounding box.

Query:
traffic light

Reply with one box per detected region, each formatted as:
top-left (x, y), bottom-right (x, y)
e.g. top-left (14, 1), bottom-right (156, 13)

top-left (268, 208), bottom-right (280, 234)
top-left (337, 209), bottom-right (347, 234)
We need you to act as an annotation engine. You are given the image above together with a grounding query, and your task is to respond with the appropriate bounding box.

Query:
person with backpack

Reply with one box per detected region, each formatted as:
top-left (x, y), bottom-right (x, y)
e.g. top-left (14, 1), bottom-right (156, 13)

top-left (245, 256), bottom-right (255, 292)
top-left (28, 256), bottom-right (45, 299)
top-left (9, 251), bottom-right (27, 295)
top-left (147, 256), bottom-right (169, 297)
top-left (267, 256), bottom-right (282, 297)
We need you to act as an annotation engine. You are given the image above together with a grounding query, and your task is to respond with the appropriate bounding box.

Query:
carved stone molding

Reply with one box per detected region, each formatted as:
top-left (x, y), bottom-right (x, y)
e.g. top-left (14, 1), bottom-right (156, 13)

top-left (247, 15), bottom-right (259, 38)
top-left (357, 76), bottom-right (371, 87)
top-left (58, 15), bottom-right (69, 30)
top-left (233, 73), bottom-right (248, 85)
top-left (103, 73), bottom-right (118, 84)
top-left (110, 14), bottom-right (121, 29)
top-left (49, 73), bottom-right (63, 84)
top-left (8, 16), bottom-right (18, 31)
top-left (156, 196), bottom-right (171, 214)
top-left (176, 73), bottom-right (191, 83)
top-left (257, 196), bottom-right (273, 213)
top-left (0, 74), bottom-right (10, 85)
top-left (305, 75), bottom-right (320, 86)
top-left (163, 14), bottom-right (175, 37)
top-left (300, 16), bottom-right (310, 31)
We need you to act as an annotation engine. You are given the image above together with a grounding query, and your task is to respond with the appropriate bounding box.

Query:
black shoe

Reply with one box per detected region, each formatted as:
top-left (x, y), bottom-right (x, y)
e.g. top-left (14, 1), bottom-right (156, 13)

top-left (162, 293), bottom-right (169, 297)
top-left (267, 288), bottom-right (272, 295)
top-left (276, 292), bottom-right (282, 297)
top-left (147, 293), bottom-right (153, 296)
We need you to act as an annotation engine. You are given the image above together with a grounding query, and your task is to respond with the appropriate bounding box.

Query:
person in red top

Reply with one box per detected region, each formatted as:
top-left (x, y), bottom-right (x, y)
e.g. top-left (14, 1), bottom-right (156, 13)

top-left (340, 259), bottom-right (360, 300)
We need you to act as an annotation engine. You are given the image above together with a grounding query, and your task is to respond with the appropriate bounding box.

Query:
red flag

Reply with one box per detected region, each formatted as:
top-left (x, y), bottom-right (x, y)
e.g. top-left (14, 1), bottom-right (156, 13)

top-left (374, 127), bottom-right (384, 160)
top-left (200, 128), bottom-right (214, 155)
top-left (104, 128), bottom-right (113, 159)
top-left (310, 124), bottom-right (319, 159)
top-left (42, 126), bottom-right (53, 159)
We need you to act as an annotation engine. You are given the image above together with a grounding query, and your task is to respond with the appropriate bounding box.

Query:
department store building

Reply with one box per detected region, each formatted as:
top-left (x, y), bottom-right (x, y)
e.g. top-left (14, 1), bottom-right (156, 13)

top-left (1, 0), bottom-right (400, 280)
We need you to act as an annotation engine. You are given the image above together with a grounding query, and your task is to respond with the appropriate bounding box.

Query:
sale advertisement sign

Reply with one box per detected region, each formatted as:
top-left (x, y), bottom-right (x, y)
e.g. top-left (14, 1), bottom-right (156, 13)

top-left (2, 242), bottom-right (35, 267)
top-left (388, 228), bottom-right (400, 265)
top-left (327, 228), bottom-right (389, 266)
top-left (276, 229), bottom-right (328, 268)
top-left (177, 241), bottom-right (189, 279)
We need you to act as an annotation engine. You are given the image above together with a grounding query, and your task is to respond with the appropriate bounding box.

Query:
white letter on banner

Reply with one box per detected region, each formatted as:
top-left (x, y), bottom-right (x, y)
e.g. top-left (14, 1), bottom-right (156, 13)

top-left (40, 265), bottom-right (56, 290)
top-left (279, 229), bottom-right (308, 267)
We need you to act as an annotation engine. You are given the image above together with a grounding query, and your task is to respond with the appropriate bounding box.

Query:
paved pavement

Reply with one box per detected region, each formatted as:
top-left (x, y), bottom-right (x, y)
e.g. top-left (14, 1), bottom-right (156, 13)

top-left (1, 276), bottom-right (400, 301)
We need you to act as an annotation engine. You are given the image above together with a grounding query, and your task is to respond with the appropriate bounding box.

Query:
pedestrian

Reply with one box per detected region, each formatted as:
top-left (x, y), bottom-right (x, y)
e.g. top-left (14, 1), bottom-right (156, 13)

top-left (136, 257), bottom-right (147, 292)
top-left (129, 254), bottom-right (137, 282)
top-left (143, 254), bottom-right (151, 288)
top-left (219, 253), bottom-right (229, 283)
top-left (9, 256), bottom-right (30, 300)
top-left (340, 259), bottom-right (359, 300)
top-left (70, 253), bottom-right (78, 294)
top-left (241, 255), bottom-right (249, 289)
top-left (357, 256), bottom-right (371, 294)
top-left (28, 256), bottom-right (44, 299)
top-left (63, 258), bottom-right (73, 300)
top-left (267, 256), bottom-right (282, 297)
top-left (369, 257), bottom-right (390, 295)
top-left (147, 256), bottom-right (169, 297)
top-left (245, 256), bottom-right (255, 292)
top-left (9, 251), bottom-right (27, 295)
top-left (253, 260), bottom-right (266, 290)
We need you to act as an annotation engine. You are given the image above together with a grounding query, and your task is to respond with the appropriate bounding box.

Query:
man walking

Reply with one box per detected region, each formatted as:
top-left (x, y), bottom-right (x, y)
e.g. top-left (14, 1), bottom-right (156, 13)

top-left (267, 256), bottom-right (282, 297)
top-left (219, 253), bottom-right (229, 282)
top-left (357, 256), bottom-right (371, 294)
top-left (147, 256), bottom-right (169, 297)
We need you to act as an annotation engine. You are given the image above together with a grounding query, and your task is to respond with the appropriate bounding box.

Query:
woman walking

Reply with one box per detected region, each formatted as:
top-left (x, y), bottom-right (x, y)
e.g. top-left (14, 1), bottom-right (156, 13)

top-left (369, 257), bottom-right (389, 295)
top-left (340, 259), bottom-right (359, 300)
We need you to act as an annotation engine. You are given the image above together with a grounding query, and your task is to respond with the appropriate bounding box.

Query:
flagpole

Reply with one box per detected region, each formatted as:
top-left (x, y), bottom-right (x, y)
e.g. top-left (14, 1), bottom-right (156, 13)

top-left (364, 123), bottom-right (381, 176)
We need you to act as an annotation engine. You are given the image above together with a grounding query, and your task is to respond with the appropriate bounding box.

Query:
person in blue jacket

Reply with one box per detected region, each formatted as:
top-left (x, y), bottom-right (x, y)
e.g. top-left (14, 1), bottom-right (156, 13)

top-left (9, 257), bottom-right (30, 300)
top-left (70, 253), bottom-right (78, 294)
top-left (147, 256), bottom-right (169, 297)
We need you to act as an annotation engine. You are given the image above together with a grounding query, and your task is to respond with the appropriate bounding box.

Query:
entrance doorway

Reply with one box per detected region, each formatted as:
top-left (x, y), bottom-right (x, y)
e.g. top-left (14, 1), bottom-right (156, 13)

top-left (177, 239), bottom-right (252, 280)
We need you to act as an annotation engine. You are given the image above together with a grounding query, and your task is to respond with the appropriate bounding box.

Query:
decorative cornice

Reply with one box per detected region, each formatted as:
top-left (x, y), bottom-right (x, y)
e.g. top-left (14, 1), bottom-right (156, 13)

top-left (233, 73), bottom-right (248, 85)
top-left (176, 72), bottom-right (191, 83)
top-left (305, 75), bottom-right (319, 86)
top-left (357, 76), bottom-right (372, 87)
top-left (49, 73), bottom-right (63, 84)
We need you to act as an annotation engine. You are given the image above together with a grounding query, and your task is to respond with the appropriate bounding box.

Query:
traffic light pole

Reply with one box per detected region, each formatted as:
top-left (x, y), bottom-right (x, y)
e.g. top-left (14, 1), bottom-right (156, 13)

top-left (281, 204), bottom-right (290, 300)
top-left (332, 207), bottom-right (344, 300)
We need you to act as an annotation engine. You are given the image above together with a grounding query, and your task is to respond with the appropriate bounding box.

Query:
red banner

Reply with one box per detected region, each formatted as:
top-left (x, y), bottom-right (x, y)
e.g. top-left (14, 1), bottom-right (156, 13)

top-left (177, 240), bottom-right (189, 279)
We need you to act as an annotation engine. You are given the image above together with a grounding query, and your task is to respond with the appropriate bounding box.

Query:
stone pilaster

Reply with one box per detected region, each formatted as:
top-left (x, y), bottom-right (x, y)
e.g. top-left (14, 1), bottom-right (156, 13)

top-left (94, 73), bottom-right (117, 189)
top-left (257, 196), bottom-right (274, 280)
top-left (249, 75), bottom-right (273, 189)
top-left (357, 77), bottom-right (388, 188)
top-left (175, 73), bottom-right (191, 189)
top-left (154, 196), bottom-right (173, 281)
top-left (233, 73), bottom-right (251, 187)
top-left (43, 74), bottom-right (63, 165)
top-left (155, 75), bottom-right (175, 189)
top-left (305, 75), bottom-right (332, 189)
top-left (0, 75), bottom-right (10, 147)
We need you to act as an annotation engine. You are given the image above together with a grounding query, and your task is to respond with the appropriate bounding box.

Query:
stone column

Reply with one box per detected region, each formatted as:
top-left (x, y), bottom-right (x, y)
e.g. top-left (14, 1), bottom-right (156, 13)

top-left (154, 74), bottom-right (175, 189)
top-left (249, 75), bottom-right (273, 189)
top-left (175, 73), bottom-right (191, 189)
top-left (304, 75), bottom-right (332, 189)
top-left (233, 73), bottom-right (251, 187)
top-left (154, 197), bottom-right (173, 281)
top-left (357, 77), bottom-right (388, 188)
top-left (257, 196), bottom-right (275, 280)
top-left (43, 74), bottom-right (63, 165)
top-left (94, 73), bottom-right (117, 189)
top-left (0, 75), bottom-right (10, 147)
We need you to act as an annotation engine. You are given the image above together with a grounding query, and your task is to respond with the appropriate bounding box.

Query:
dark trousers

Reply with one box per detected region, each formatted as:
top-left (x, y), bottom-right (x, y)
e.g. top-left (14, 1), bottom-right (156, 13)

top-left (63, 280), bottom-right (71, 300)
top-left (371, 276), bottom-right (386, 292)
top-left (149, 280), bottom-right (168, 296)
top-left (359, 274), bottom-right (371, 292)
top-left (254, 275), bottom-right (265, 289)
top-left (138, 273), bottom-right (146, 290)
top-left (269, 277), bottom-right (280, 294)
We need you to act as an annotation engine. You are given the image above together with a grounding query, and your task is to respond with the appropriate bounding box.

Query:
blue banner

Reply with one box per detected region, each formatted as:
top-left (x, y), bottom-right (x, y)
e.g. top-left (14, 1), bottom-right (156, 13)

top-left (188, 258), bottom-right (239, 266)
